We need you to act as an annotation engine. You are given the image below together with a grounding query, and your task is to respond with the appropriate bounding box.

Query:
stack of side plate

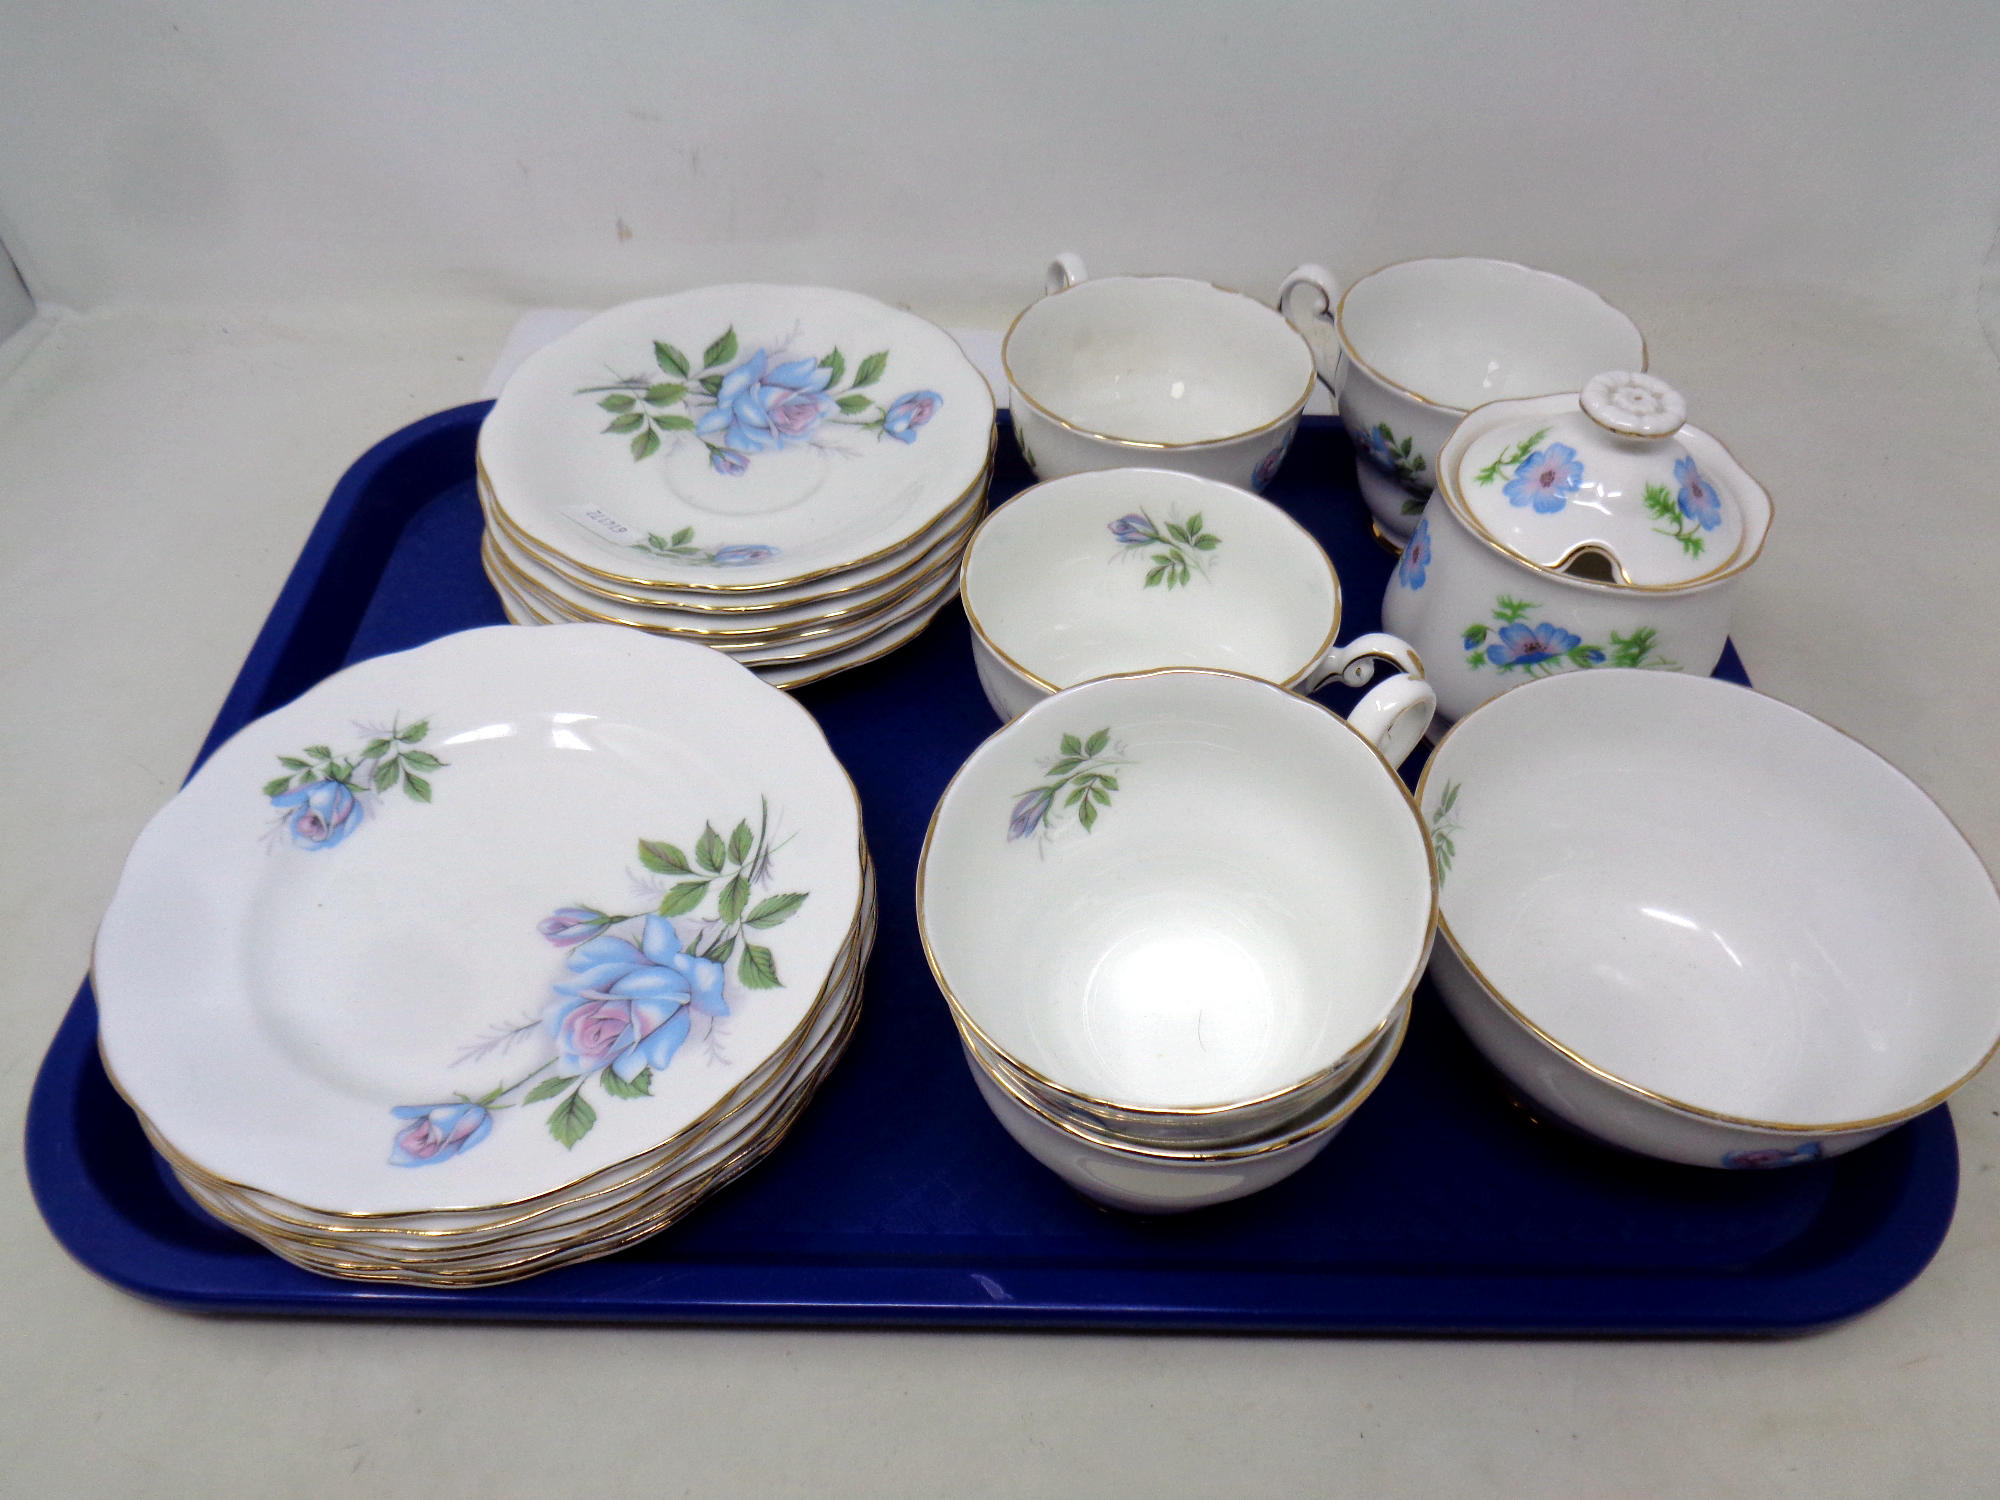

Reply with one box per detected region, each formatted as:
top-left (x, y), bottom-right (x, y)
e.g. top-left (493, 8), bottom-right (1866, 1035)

top-left (93, 625), bottom-right (871, 1285)
top-left (478, 285), bottom-right (998, 690)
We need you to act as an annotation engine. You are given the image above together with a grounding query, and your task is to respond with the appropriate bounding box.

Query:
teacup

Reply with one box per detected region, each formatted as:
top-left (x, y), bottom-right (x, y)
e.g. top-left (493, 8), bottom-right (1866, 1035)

top-left (1004, 254), bottom-right (1316, 491)
top-left (961, 467), bottom-right (1431, 738)
top-left (961, 998), bottom-right (1409, 1213)
top-left (918, 668), bottom-right (1437, 1166)
top-left (1279, 257), bottom-right (1645, 545)
top-left (1418, 670), bottom-right (2000, 1167)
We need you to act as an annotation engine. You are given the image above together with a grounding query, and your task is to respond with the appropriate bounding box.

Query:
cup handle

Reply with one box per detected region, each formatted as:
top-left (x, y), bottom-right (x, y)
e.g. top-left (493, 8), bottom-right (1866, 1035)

top-left (1345, 672), bottom-right (1436, 771)
top-left (1045, 253), bottom-right (1088, 296)
top-left (1278, 262), bottom-right (1341, 411)
top-left (1299, 631), bottom-right (1426, 694)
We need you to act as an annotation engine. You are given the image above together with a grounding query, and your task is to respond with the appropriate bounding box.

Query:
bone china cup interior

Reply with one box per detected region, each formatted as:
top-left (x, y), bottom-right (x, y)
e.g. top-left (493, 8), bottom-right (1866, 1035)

top-left (1419, 670), bottom-right (2000, 1168)
top-left (1280, 257), bottom-right (1644, 543)
top-left (1004, 263), bottom-right (1315, 490)
top-left (961, 468), bottom-right (1426, 724)
top-left (919, 669), bottom-right (1437, 1138)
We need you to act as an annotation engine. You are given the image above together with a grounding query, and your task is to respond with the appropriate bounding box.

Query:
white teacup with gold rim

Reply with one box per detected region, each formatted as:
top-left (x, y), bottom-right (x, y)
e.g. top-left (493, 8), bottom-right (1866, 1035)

top-left (960, 997), bottom-right (1410, 1214)
top-left (917, 668), bottom-right (1438, 1163)
top-left (961, 468), bottom-right (1432, 733)
top-left (1003, 255), bottom-right (1316, 491)
top-left (1279, 257), bottom-right (1646, 545)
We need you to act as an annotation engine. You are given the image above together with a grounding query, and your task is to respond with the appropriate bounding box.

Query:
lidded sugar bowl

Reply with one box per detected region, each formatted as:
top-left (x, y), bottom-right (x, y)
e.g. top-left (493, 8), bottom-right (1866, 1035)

top-left (1381, 372), bottom-right (1773, 724)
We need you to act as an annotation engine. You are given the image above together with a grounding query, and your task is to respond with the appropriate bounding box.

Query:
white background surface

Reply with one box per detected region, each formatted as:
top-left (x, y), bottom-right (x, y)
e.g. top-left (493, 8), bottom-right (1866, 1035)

top-left (3, 3), bottom-right (2000, 1495)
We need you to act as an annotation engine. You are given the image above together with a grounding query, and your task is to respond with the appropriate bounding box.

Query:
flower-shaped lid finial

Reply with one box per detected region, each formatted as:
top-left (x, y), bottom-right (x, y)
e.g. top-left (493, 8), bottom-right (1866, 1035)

top-left (1444, 371), bottom-right (1755, 589)
top-left (1580, 371), bottom-right (1686, 438)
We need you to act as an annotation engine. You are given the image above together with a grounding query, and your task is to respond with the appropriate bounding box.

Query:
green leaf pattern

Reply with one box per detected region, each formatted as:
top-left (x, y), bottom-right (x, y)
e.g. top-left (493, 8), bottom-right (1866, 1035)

top-left (1008, 728), bottom-right (1129, 843)
top-left (394, 797), bottom-right (815, 1160)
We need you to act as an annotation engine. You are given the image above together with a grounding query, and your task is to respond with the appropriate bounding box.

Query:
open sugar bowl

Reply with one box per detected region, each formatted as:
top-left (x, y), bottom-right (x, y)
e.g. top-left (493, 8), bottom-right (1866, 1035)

top-left (961, 467), bottom-right (1431, 736)
top-left (1280, 257), bottom-right (1645, 545)
top-left (1003, 255), bottom-right (1316, 491)
top-left (1418, 670), bottom-right (2000, 1168)
top-left (918, 668), bottom-right (1437, 1180)
top-left (1382, 371), bottom-right (1773, 726)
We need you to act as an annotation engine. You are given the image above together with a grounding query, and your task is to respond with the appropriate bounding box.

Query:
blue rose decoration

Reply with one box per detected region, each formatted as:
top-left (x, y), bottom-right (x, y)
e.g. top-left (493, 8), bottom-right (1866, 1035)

top-left (1503, 442), bottom-right (1584, 514)
top-left (1397, 517), bottom-right (1432, 590)
top-left (538, 906), bottom-right (615, 947)
top-left (712, 544), bottom-right (777, 566)
top-left (1108, 513), bottom-right (1152, 546)
top-left (270, 778), bottom-right (363, 850)
top-left (388, 1101), bottom-right (492, 1167)
top-left (695, 350), bottom-right (834, 465)
top-left (1675, 455), bottom-right (1722, 531)
top-left (1487, 621), bottom-right (1582, 667)
top-left (881, 390), bottom-right (942, 444)
top-left (544, 915), bottom-right (727, 1081)
top-left (1008, 785), bottom-right (1057, 841)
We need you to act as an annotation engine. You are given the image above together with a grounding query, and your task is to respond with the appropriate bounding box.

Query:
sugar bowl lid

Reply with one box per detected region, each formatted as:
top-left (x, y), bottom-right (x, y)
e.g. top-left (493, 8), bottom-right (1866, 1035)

top-left (1443, 372), bottom-right (1765, 589)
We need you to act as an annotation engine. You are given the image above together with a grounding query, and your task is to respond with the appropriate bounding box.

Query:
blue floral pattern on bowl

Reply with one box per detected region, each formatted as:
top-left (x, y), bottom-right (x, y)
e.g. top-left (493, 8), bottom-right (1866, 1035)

top-left (1723, 1141), bottom-right (1823, 1170)
top-left (578, 329), bottom-right (942, 477)
top-left (1396, 516), bottom-right (1432, 590)
top-left (262, 715), bottom-right (447, 850)
top-left (389, 801), bottom-right (811, 1162)
top-left (1461, 596), bottom-right (1676, 678)
top-left (1360, 421), bottom-right (1429, 502)
top-left (1501, 441), bottom-right (1584, 514)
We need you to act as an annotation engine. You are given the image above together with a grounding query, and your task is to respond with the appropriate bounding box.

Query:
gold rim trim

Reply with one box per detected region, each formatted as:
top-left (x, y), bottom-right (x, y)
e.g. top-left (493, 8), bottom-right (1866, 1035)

top-left (1326, 255), bottom-right (1648, 413)
top-left (481, 527), bottom-right (966, 650)
top-left (1001, 276), bottom-right (1318, 450)
top-left (95, 666), bottom-right (877, 1222)
top-left (1414, 673), bottom-right (2000, 1135)
top-left (482, 478), bottom-right (984, 628)
top-left (155, 966), bottom-right (867, 1265)
top-left (119, 887), bottom-right (875, 1243)
top-left (475, 421), bottom-right (997, 596)
top-left (915, 666), bottom-right (1439, 1120)
top-left (757, 588), bottom-right (956, 691)
top-left (178, 1010), bottom-right (861, 1285)
top-left (956, 473), bottom-right (1346, 698)
top-left (479, 461), bottom-right (991, 616)
top-left (1434, 401), bottom-right (1776, 596)
top-left (962, 1000), bottom-right (1409, 1162)
top-left (99, 865), bottom-right (875, 1229)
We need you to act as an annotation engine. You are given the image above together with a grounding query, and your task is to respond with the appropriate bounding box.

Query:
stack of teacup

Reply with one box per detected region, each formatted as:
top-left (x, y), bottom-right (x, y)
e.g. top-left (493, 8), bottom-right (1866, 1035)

top-left (918, 667), bottom-right (1437, 1213)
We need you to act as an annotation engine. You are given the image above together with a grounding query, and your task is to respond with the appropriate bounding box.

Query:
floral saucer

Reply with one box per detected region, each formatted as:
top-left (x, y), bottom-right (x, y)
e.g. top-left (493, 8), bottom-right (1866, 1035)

top-left (94, 625), bottom-right (865, 1217)
top-left (479, 285), bottom-right (996, 592)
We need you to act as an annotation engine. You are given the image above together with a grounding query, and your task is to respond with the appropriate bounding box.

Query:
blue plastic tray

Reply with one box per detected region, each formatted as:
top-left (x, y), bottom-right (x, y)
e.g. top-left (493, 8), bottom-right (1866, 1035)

top-left (26, 405), bottom-right (1958, 1333)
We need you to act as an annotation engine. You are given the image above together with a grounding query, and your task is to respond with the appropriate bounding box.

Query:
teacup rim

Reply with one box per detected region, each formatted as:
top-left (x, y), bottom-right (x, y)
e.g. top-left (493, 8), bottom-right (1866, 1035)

top-left (1415, 669), bottom-right (2000, 1135)
top-left (960, 997), bottom-right (1411, 1162)
top-left (916, 666), bottom-right (1440, 1117)
top-left (1334, 255), bottom-right (1648, 413)
top-left (1002, 274), bottom-right (1318, 449)
top-left (957, 469), bottom-right (1345, 695)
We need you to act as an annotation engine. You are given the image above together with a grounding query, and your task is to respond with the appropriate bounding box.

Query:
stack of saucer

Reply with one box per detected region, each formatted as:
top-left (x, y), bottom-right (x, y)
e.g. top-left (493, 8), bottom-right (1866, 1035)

top-left (94, 625), bottom-right (871, 1286)
top-left (477, 285), bottom-right (997, 690)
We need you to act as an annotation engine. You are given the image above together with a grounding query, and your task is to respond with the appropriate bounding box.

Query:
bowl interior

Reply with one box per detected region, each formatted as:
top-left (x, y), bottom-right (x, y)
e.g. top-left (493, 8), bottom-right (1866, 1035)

top-left (1006, 278), bottom-right (1313, 445)
top-left (1428, 671), bottom-right (2000, 1126)
top-left (923, 671), bottom-right (1433, 1111)
top-left (963, 470), bottom-right (1339, 689)
top-left (1340, 258), bottom-right (1644, 411)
